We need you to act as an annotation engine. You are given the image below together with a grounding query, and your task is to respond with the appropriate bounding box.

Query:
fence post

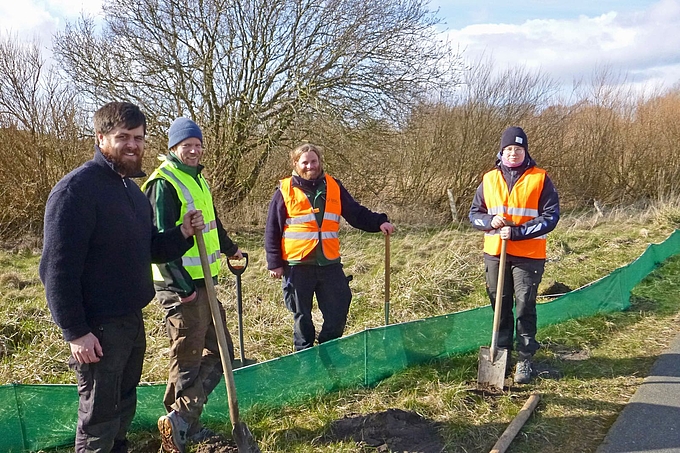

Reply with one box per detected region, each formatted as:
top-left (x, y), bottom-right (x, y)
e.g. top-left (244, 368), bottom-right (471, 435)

top-left (447, 189), bottom-right (458, 222)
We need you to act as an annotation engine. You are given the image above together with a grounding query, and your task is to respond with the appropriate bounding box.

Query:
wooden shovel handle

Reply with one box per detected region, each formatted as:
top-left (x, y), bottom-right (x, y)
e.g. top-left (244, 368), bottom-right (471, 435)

top-left (384, 234), bottom-right (390, 326)
top-left (195, 230), bottom-right (241, 427)
top-left (490, 238), bottom-right (508, 360)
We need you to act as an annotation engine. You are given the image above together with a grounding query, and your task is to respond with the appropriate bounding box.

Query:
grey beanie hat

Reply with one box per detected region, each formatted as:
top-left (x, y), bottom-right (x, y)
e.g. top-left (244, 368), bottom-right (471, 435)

top-left (168, 117), bottom-right (203, 150)
top-left (500, 126), bottom-right (528, 153)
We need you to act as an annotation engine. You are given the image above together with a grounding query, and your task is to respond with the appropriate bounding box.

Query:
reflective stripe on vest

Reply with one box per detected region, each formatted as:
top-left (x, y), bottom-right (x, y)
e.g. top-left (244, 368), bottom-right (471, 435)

top-left (143, 160), bottom-right (221, 280)
top-left (482, 167), bottom-right (547, 259)
top-left (280, 175), bottom-right (341, 261)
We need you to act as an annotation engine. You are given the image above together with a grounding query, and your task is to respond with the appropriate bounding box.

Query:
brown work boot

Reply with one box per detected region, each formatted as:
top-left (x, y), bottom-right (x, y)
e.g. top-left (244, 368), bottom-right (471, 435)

top-left (158, 410), bottom-right (189, 453)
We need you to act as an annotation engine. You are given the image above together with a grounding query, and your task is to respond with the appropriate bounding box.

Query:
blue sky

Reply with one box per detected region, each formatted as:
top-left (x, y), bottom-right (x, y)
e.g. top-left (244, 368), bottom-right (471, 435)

top-left (429, 1), bottom-right (644, 29)
top-left (430, 0), bottom-right (680, 96)
top-left (1, 0), bottom-right (678, 98)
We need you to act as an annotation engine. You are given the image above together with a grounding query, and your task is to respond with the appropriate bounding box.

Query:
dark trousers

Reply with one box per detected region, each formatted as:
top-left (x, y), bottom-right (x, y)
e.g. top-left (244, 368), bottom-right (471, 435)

top-left (484, 256), bottom-right (545, 358)
top-left (282, 263), bottom-right (352, 351)
top-left (156, 287), bottom-right (234, 431)
top-left (70, 311), bottom-right (146, 453)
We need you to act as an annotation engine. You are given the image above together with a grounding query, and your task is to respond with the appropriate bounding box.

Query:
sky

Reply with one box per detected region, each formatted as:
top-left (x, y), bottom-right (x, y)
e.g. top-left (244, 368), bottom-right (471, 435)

top-left (430, 0), bottom-right (680, 96)
top-left (1, 0), bottom-right (679, 97)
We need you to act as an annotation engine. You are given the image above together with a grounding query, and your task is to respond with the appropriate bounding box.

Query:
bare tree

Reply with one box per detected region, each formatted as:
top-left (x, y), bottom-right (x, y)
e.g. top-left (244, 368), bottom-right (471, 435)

top-left (0, 34), bottom-right (88, 237)
top-left (389, 60), bottom-right (559, 220)
top-left (53, 0), bottom-right (456, 206)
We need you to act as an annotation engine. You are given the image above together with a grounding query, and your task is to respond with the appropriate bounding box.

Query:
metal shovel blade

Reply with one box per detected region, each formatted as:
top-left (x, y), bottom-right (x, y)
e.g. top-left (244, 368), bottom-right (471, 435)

top-left (233, 421), bottom-right (262, 453)
top-left (477, 346), bottom-right (508, 390)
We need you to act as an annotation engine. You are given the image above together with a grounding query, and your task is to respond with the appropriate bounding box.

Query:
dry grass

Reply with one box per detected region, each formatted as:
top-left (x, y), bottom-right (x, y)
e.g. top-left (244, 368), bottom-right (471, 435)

top-left (3, 200), bottom-right (680, 452)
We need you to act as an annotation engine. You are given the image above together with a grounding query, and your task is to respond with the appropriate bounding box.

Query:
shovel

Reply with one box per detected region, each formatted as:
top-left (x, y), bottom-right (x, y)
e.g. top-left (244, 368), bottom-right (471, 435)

top-left (227, 253), bottom-right (255, 367)
top-left (195, 230), bottom-right (262, 452)
top-left (477, 238), bottom-right (509, 390)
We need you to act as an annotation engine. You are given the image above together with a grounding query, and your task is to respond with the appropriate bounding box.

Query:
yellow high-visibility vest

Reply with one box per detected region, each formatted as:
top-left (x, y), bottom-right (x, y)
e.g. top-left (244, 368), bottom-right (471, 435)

top-left (143, 159), bottom-right (221, 280)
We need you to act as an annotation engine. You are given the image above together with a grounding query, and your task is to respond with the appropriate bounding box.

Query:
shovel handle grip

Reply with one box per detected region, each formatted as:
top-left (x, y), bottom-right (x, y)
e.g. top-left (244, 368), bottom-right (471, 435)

top-left (227, 252), bottom-right (249, 275)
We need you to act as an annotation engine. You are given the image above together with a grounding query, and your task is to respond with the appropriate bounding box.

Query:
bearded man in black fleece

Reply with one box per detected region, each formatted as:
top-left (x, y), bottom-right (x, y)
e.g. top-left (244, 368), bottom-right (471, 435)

top-left (265, 143), bottom-right (395, 351)
top-left (39, 102), bottom-right (205, 453)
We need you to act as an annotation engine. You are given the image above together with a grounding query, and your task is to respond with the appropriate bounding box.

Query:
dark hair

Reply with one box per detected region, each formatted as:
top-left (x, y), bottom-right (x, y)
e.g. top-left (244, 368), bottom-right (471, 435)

top-left (93, 102), bottom-right (147, 139)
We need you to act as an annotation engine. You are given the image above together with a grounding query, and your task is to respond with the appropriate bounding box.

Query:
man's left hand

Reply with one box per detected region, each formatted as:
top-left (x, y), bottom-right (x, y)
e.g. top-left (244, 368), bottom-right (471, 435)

top-left (180, 209), bottom-right (205, 238)
top-left (380, 222), bottom-right (395, 235)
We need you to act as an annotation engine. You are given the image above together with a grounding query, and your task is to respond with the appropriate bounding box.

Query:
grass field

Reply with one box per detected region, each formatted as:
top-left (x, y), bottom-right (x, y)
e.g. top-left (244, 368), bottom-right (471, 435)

top-left (2, 201), bottom-right (680, 452)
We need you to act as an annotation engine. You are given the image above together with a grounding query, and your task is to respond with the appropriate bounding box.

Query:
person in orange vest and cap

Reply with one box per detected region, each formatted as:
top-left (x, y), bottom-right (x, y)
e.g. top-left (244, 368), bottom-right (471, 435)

top-left (265, 143), bottom-right (394, 351)
top-left (469, 126), bottom-right (560, 384)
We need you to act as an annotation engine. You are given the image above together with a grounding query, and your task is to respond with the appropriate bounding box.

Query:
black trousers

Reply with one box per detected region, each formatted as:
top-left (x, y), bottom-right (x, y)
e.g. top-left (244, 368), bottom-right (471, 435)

top-left (484, 255), bottom-right (544, 358)
top-left (70, 311), bottom-right (146, 453)
top-left (282, 263), bottom-right (352, 351)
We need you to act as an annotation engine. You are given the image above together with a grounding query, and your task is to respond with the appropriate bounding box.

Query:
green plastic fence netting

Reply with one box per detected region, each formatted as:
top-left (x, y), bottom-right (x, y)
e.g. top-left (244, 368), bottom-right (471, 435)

top-left (3, 229), bottom-right (679, 452)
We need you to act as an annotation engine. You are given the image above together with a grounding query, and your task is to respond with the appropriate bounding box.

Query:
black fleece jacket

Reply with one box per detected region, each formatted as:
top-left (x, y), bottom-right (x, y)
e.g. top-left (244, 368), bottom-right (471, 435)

top-left (39, 147), bottom-right (193, 341)
top-left (265, 173), bottom-right (389, 269)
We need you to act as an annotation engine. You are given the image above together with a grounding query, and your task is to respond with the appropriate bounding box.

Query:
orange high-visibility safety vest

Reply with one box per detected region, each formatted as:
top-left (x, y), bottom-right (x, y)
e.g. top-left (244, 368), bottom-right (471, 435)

top-left (482, 167), bottom-right (547, 259)
top-left (280, 175), bottom-right (342, 261)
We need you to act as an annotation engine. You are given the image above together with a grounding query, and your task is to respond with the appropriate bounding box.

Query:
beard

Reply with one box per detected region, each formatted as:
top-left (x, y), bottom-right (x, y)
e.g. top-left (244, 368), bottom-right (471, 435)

top-left (101, 148), bottom-right (143, 177)
top-left (298, 166), bottom-right (322, 180)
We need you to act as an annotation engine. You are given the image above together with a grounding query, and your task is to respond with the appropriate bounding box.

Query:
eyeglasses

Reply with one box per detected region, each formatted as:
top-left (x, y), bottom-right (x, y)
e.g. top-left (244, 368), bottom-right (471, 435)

top-left (502, 146), bottom-right (525, 154)
top-left (179, 143), bottom-right (203, 151)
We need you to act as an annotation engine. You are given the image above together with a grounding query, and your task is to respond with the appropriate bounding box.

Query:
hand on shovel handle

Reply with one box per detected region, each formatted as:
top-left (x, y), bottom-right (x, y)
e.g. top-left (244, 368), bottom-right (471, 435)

top-left (227, 253), bottom-right (249, 275)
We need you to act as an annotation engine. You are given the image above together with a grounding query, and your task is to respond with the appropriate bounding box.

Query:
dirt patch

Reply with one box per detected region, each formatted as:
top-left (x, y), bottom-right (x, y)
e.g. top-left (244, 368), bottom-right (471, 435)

top-left (192, 435), bottom-right (239, 453)
top-left (131, 432), bottom-right (239, 453)
top-left (323, 408), bottom-right (446, 452)
top-left (540, 280), bottom-right (573, 297)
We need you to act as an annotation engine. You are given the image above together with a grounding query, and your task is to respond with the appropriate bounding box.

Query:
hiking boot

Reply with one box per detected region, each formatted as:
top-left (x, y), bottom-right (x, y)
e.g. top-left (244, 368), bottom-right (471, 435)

top-left (158, 410), bottom-right (189, 453)
top-left (514, 359), bottom-right (532, 384)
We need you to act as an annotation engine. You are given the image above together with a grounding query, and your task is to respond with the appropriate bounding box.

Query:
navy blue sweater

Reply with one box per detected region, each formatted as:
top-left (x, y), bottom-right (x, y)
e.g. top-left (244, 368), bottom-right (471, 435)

top-left (265, 173), bottom-right (389, 269)
top-left (39, 148), bottom-right (192, 341)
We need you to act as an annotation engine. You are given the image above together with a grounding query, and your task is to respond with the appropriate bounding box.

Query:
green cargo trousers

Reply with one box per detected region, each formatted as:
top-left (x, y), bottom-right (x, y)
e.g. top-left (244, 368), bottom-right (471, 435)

top-left (156, 287), bottom-right (234, 432)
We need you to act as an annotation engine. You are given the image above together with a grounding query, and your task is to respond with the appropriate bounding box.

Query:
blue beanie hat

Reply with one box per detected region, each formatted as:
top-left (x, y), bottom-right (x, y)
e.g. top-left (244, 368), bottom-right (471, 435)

top-left (167, 117), bottom-right (203, 150)
top-left (500, 126), bottom-right (528, 153)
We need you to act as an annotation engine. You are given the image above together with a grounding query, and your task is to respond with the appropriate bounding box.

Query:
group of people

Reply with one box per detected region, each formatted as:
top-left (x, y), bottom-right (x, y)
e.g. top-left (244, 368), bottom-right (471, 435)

top-left (39, 101), bottom-right (558, 453)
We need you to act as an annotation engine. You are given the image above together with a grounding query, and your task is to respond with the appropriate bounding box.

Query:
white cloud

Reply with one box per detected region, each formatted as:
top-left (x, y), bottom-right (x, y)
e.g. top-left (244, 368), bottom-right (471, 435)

top-left (443, 0), bottom-right (680, 94)
top-left (0, 3), bottom-right (57, 40)
top-left (49, 0), bottom-right (103, 17)
top-left (0, 0), bottom-right (102, 44)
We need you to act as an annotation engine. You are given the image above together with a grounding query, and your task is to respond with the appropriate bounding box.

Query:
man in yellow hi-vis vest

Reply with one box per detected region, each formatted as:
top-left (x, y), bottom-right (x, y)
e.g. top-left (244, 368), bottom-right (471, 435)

top-left (469, 126), bottom-right (560, 385)
top-left (265, 143), bottom-right (394, 351)
top-left (143, 118), bottom-right (244, 453)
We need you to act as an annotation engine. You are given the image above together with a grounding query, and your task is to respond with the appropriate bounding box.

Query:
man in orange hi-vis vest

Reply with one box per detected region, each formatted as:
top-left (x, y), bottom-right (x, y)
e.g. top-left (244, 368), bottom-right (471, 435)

top-left (469, 126), bottom-right (560, 385)
top-left (265, 143), bottom-right (394, 351)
